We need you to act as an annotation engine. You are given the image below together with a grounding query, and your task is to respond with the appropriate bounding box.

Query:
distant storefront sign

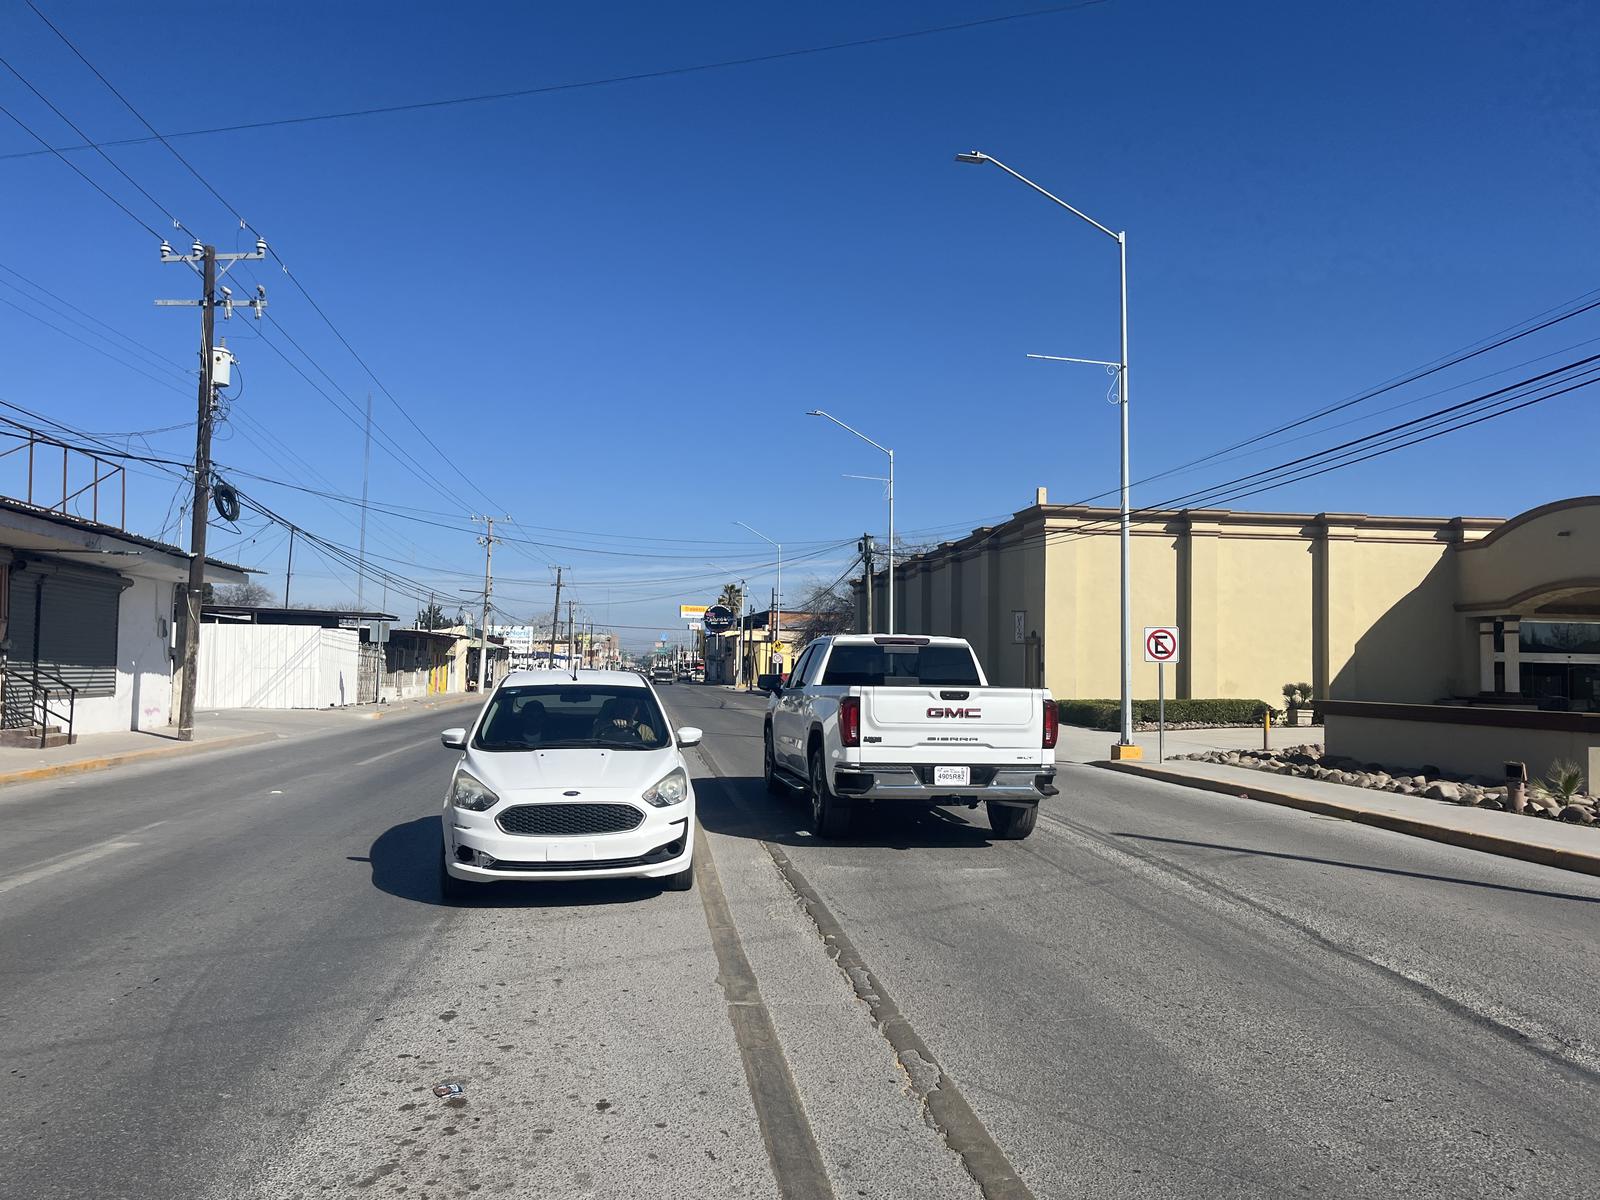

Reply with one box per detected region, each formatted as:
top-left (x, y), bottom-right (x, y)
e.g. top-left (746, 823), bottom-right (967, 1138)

top-left (703, 604), bottom-right (735, 633)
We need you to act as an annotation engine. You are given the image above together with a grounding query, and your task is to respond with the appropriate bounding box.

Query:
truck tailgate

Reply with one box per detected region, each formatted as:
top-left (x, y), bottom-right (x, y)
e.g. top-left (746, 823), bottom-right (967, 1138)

top-left (861, 687), bottom-right (1041, 759)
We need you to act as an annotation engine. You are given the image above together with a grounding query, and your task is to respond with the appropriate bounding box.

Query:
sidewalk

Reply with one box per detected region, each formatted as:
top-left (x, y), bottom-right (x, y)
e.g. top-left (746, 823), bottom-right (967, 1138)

top-left (0, 692), bottom-right (481, 788)
top-left (1099, 755), bottom-right (1600, 878)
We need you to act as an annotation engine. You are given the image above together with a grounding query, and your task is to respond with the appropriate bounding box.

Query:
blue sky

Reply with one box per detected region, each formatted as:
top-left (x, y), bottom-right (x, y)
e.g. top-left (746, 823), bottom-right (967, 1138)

top-left (1, 1), bottom-right (1596, 647)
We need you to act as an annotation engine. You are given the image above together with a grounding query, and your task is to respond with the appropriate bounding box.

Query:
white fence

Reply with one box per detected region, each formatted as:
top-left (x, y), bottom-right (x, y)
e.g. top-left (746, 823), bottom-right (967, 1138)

top-left (197, 625), bottom-right (363, 709)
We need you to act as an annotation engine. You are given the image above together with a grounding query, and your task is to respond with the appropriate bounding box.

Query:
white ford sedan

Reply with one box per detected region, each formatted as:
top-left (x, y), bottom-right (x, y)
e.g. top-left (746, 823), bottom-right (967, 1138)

top-left (437, 670), bottom-right (700, 898)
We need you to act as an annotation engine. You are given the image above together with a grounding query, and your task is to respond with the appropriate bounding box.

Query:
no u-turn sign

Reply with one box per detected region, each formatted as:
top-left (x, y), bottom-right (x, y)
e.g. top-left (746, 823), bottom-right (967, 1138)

top-left (1144, 626), bottom-right (1180, 664)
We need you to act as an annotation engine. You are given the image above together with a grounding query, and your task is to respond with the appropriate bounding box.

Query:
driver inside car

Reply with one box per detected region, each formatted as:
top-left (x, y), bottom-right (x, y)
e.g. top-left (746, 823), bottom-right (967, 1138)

top-left (590, 696), bottom-right (660, 747)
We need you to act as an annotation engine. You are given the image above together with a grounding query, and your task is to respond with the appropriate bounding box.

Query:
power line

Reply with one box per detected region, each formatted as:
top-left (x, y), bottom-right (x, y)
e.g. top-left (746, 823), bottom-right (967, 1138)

top-left (0, 258), bottom-right (195, 381)
top-left (0, 292), bottom-right (193, 396)
top-left (0, 51), bottom-right (193, 237)
top-left (0, 98), bottom-right (161, 237)
top-left (927, 353), bottom-right (1600, 570)
top-left (5, 1), bottom-right (1114, 161)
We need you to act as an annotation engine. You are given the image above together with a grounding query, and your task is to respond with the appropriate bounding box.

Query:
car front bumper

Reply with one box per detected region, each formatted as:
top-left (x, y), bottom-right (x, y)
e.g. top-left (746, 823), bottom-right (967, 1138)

top-left (442, 797), bottom-right (695, 883)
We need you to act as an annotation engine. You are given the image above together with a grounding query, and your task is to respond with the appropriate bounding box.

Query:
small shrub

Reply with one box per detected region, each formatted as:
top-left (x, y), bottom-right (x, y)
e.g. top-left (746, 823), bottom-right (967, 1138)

top-left (1540, 759), bottom-right (1586, 805)
top-left (1058, 698), bottom-right (1275, 730)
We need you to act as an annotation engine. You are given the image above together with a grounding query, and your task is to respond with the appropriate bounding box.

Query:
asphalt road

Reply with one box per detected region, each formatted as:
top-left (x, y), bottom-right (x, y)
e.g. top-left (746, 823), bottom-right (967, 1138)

top-left (3, 686), bottom-right (1597, 1199)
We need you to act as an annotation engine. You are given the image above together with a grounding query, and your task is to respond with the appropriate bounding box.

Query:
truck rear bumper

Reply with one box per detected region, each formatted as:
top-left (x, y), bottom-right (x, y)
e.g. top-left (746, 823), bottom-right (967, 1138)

top-left (833, 764), bottom-right (1056, 803)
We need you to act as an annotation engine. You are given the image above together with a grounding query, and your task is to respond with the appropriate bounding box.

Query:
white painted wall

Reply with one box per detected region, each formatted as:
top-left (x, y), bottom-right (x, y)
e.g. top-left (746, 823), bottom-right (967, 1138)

top-left (71, 575), bottom-right (177, 737)
top-left (196, 625), bottom-right (361, 709)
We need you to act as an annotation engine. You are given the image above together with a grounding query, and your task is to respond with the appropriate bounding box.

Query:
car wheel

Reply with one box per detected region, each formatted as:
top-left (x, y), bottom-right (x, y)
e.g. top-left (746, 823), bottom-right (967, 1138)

top-left (986, 801), bottom-right (1039, 840)
top-left (763, 727), bottom-right (786, 796)
top-left (663, 853), bottom-right (696, 892)
top-left (808, 746), bottom-right (852, 838)
top-left (439, 845), bottom-right (471, 902)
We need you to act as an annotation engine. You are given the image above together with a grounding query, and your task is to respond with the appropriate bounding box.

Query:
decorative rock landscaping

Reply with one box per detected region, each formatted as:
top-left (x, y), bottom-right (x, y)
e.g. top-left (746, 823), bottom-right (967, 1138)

top-left (1177, 743), bottom-right (1598, 827)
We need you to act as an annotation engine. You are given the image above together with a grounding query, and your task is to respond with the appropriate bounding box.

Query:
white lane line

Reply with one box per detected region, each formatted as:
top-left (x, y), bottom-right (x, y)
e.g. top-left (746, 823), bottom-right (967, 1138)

top-left (355, 742), bottom-right (422, 767)
top-left (0, 840), bottom-right (140, 895)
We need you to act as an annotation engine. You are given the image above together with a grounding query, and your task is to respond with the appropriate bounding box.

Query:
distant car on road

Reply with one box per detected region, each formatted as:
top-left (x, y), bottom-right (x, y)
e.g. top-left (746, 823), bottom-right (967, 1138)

top-left (650, 666), bottom-right (674, 685)
top-left (437, 670), bottom-right (701, 897)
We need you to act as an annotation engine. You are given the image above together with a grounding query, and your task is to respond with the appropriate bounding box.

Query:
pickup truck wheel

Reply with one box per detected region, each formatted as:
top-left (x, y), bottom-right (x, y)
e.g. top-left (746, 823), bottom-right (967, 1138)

top-left (763, 727), bottom-right (785, 796)
top-left (986, 801), bottom-right (1039, 840)
top-left (808, 747), bottom-right (852, 838)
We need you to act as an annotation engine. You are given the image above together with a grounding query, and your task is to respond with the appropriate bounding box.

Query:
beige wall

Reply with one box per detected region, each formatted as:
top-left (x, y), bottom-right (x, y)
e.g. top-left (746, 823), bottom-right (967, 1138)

top-left (1321, 533), bottom-right (1462, 702)
top-left (1457, 498), bottom-right (1600, 609)
top-left (862, 501), bottom-right (1507, 705)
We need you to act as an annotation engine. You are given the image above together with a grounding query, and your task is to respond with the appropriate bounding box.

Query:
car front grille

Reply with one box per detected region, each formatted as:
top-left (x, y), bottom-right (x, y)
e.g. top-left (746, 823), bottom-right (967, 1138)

top-left (496, 802), bottom-right (644, 837)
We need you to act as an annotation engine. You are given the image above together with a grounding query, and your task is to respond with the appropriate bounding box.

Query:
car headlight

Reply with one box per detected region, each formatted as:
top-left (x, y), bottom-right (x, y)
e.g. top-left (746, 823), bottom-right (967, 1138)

top-left (450, 770), bottom-right (499, 812)
top-left (641, 767), bottom-right (689, 808)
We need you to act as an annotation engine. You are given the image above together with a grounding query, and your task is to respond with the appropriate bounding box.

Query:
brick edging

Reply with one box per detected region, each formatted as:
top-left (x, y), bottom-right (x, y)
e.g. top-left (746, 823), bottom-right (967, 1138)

top-left (1095, 760), bottom-right (1600, 879)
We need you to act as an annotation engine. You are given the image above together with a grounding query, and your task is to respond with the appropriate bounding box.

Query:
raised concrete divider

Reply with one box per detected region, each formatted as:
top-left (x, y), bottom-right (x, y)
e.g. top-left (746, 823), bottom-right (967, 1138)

top-left (1098, 756), bottom-right (1600, 879)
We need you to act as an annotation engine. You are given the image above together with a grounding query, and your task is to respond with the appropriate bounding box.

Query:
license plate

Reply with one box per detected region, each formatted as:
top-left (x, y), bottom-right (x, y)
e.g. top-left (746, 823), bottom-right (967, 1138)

top-left (934, 766), bottom-right (971, 787)
top-left (547, 840), bottom-right (598, 862)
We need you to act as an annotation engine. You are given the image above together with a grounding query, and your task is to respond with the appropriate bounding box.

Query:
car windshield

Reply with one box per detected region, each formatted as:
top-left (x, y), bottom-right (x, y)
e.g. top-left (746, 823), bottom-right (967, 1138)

top-left (473, 684), bottom-right (670, 751)
top-left (820, 643), bottom-right (982, 687)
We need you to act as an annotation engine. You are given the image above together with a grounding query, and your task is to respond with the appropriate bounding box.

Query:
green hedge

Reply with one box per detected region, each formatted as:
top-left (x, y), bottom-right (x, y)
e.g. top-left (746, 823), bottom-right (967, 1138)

top-left (1058, 698), bottom-right (1276, 730)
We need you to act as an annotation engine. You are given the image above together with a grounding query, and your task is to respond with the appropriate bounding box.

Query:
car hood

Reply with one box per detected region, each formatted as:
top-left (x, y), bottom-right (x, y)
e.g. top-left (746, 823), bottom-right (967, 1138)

top-left (461, 746), bottom-right (679, 796)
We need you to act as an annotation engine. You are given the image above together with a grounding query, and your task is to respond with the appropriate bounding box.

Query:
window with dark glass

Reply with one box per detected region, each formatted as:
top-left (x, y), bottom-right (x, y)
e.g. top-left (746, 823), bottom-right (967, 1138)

top-left (1519, 622), bottom-right (1600, 656)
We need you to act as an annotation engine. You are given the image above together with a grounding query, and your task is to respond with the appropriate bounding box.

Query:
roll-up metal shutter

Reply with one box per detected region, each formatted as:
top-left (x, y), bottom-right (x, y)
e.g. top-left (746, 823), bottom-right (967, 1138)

top-left (7, 567), bottom-right (120, 697)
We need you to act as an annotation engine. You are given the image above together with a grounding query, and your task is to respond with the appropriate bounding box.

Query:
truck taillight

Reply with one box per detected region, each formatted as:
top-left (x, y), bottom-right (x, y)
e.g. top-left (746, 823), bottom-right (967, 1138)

top-left (840, 697), bottom-right (861, 747)
top-left (1042, 699), bottom-right (1058, 749)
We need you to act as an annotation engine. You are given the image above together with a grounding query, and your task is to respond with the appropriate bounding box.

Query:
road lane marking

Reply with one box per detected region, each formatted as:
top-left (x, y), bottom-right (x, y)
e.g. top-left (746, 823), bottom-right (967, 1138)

top-left (692, 736), bottom-right (1037, 1200)
top-left (694, 828), bottom-right (836, 1200)
top-left (355, 742), bottom-right (423, 767)
top-left (0, 839), bottom-right (140, 895)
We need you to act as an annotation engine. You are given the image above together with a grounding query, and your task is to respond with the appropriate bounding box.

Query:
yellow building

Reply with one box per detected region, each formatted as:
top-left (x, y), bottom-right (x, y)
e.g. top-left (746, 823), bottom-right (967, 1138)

top-left (858, 491), bottom-right (1600, 711)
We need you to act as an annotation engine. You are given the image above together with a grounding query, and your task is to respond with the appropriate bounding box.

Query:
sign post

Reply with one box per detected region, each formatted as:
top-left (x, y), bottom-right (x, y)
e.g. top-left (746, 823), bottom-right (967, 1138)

top-left (1143, 626), bottom-right (1181, 763)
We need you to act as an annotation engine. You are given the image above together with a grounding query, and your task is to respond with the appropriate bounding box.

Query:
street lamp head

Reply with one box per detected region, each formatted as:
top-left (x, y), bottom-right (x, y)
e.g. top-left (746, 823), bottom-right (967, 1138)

top-left (804, 409), bottom-right (824, 417)
top-left (954, 151), bottom-right (989, 164)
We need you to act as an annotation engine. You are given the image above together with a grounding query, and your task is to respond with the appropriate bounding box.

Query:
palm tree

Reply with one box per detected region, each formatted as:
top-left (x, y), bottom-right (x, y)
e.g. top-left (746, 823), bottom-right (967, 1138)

top-left (717, 582), bottom-right (742, 610)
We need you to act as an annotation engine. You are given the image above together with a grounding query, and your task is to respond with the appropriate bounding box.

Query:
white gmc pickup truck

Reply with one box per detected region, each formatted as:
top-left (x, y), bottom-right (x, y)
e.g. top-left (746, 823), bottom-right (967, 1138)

top-left (763, 634), bottom-right (1059, 839)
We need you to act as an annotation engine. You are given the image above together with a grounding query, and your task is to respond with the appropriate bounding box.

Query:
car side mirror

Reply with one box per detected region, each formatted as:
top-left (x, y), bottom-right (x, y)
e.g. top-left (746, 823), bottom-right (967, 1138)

top-left (440, 727), bottom-right (467, 750)
top-left (677, 726), bottom-right (703, 748)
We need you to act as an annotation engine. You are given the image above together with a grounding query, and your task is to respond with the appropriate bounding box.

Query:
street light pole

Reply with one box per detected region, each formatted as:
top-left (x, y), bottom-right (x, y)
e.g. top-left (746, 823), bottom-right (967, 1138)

top-left (955, 150), bottom-right (1134, 749)
top-left (733, 521), bottom-right (781, 632)
top-left (735, 521), bottom-right (782, 674)
top-left (806, 409), bottom-right (895, 634)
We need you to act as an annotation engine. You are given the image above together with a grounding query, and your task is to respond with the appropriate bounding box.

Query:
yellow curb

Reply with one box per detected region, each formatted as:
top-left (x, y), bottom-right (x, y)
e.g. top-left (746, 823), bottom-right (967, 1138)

top-left (0, 730), bottom-right (282, 789)
top-left (1097, 760), bottom-right (1600, 879)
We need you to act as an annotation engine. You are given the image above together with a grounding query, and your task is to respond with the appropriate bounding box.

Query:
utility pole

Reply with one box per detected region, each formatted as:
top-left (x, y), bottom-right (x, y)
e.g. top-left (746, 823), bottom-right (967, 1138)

top-left (426, 589), bottom-right (436, 630)
top-left (472, 515), bottom-right (503, 691)
top-left (284, 526), bottom-right (296, 608)
top-left (548, 566), bottom-right (565, 669)
top-left (357, 393), bottom-right (372, 609)
top-left (567, 601), bottom-right (576, 674)
top-left (736, 578), bottom-right (747, 690)
top-left (158, 236), bottom-right (266, 741)
top-left (770, 587), bottom-right (778, 675)
top-left (860, 534), bottom-right (875, 633)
